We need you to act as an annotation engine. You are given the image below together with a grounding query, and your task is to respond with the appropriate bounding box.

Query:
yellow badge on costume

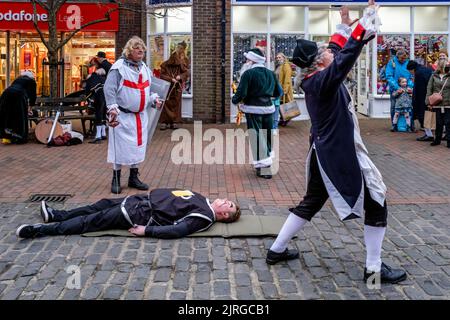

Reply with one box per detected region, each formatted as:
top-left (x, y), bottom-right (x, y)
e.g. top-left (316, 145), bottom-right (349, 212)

top-left (172, 190), bottom-right (194, 199)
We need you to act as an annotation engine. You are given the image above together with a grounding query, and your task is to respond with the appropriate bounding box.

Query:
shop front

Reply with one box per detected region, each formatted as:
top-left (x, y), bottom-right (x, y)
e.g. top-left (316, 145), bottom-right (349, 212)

top-left (147, 0), bottom-right (450, 122)
top-left (0, 1), bottom-right (118, 96)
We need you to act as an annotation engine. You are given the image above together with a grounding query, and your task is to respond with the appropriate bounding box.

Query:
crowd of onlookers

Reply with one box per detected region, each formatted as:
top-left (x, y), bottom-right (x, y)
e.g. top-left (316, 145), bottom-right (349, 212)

top-left (386, 49), bottom-right (449, 149)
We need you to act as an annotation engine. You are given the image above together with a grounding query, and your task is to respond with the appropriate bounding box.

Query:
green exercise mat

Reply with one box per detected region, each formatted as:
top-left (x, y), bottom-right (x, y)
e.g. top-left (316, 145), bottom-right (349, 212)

top-left (81, 215), bottom-right (288, 238)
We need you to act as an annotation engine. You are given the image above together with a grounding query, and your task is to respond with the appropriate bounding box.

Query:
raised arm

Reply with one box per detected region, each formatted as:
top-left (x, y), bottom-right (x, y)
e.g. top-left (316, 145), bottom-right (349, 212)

top-left (425, 75), bottom-right (435, 106)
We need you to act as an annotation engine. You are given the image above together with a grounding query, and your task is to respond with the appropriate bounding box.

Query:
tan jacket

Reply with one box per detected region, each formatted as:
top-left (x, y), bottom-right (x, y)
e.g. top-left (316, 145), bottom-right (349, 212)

top-left (425, 72), bottom-right (450, 106)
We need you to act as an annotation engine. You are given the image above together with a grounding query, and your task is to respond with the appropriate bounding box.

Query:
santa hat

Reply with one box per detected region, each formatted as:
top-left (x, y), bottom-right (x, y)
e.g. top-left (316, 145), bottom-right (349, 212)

top-left (244, 48), bottom-right (266, 64)
top-left (21, 70), bottom-right (35, 80)
top-left (291, 39), bottom-right (318, 68)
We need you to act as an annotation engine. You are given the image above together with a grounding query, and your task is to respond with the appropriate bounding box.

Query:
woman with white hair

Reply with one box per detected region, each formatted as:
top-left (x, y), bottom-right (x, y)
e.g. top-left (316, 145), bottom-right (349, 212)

top-left (266, 1), bottom-right (407, 285)
top-left (104, 36), bottom-right (161, 194)
top-left (0, 70), bottom-right (36, 144)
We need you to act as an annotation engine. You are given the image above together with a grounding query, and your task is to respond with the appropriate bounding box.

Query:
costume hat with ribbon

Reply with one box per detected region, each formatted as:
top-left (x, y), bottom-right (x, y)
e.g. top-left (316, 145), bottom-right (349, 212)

top-left (244, 48), bottom-right (266, 64)
top-left (291, 39), bottom-right (319, 68)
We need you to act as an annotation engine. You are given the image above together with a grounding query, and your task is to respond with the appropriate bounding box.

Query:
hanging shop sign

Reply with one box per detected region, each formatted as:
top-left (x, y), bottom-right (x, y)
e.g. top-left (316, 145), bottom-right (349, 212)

top-left (0, 2), bottom-right (119, 31)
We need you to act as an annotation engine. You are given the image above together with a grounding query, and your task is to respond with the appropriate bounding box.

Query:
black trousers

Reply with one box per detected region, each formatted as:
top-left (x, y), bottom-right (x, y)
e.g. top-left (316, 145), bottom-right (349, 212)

top-left (433, 108), bottom-right (450, 145)
top-left (290, 150), bottom-right (388, 227)
top-left (245, 113), bottom-right (273, 163)
top-left (42, 198), bottom-right (131, 235)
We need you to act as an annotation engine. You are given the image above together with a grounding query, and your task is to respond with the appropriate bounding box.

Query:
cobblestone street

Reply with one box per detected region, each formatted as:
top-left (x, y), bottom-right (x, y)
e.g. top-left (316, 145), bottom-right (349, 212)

top-left (0, 119), bottom-right (449, 300)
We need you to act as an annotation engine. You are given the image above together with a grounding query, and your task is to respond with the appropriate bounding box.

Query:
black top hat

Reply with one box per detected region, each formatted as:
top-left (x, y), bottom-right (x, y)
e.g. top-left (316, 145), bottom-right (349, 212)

top-left (291, 39), bottom-right (318, 68)
top-left (96, 51), bottom-right (106, 58)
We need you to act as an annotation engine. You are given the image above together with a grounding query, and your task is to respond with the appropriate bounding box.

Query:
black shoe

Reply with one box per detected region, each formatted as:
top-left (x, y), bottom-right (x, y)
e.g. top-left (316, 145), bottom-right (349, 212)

top-left (40, 200), bottom-right (54, 223)
top-left (256, 167), bottom-right (272, 179)
top-left (416, 135), bottom-right (433, 141)
top-left (390, 125), bottom-right (398, 132)
top-left (266, 248), bottom-right (299, 265)
top-left (430, 141), bottom-right (440, 146)
top-left (88, 138), bottom-right (102, 144)
top-left (363, 262), bottom-right (407, 284)
top-left (101, 136), bottom-right (107, 140)
top-left (111, 169), bottom-right (122, 194)
top-left (128, 168), bottom-right (149, 190)
top-left (16, 224), bottom-right (45, 239)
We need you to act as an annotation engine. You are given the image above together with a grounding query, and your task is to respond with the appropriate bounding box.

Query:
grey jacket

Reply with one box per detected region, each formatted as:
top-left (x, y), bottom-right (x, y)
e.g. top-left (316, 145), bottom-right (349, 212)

top-left (425, 71), bottom-right (450, 106)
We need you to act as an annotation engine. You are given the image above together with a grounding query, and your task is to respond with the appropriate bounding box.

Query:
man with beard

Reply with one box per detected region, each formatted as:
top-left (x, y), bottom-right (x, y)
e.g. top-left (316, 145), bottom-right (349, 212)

top-left (159, 41), bottom-right (190, 130)
top-left (385, 49), bottom-right (414, 131)
top-left (266, 1), bottom-right (407, 285)
top-left (232, 48), bottom-right (282, 179)
top-left (426, 51), bottom-right (450, 148)
top-left (104, 36), bottom-right (161, 194)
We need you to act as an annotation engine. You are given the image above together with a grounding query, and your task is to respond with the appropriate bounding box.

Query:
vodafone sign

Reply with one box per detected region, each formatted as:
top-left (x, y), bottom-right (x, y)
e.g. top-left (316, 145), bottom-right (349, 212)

top-left (0, 2), bottom-right (119, 31)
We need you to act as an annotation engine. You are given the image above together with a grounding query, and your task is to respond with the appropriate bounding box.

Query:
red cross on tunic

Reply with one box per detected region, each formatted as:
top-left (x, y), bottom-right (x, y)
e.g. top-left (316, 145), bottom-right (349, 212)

top-left (123, 73), bottom-right (150, 146)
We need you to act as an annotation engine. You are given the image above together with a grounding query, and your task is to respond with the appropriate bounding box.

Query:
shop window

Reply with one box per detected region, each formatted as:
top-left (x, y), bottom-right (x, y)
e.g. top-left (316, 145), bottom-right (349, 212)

top-left (378, 7), bottom-right (410, 33)
top-left (270, 6), bottom-right (304, 33)
top-left (167, 7), bottom-right (192, 33)
top-left (63, 32), bottom-right (115, 95)
top-left (414, 35), bottom-right (448, 69)
top-left (232, 34), bottom-right (267, 87)
top-left (414, 7), bottom-right (448, 32)
top-left (309, 10), bottom-right (328, 35)
top-left (149, 9), bottom-right (165, 34)
top-left (376, 35), bottom-right (410, 95)
top-left (0, 33), bottom-right (6, 93)
top-left (233, 6), bottom-right (268, 32)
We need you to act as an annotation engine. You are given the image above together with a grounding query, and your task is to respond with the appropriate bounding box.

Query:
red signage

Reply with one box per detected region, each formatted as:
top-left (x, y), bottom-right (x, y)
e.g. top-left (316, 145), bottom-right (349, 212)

top-left (0, 2), bottom-right (119, 32)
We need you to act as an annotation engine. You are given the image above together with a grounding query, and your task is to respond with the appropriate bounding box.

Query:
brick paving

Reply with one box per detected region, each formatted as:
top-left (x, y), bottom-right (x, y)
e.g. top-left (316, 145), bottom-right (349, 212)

top-left (0, 119), bottom-right (449, 300)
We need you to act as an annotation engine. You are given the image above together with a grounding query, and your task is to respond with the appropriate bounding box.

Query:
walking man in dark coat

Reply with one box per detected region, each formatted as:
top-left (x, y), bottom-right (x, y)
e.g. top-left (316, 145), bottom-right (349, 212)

top-left (265, 1), bottom-right (407, 285)
top-left (0, 71), bottom-right (36, 144)
top-left (407, 60), bottom-right (434, 141)
top-left (16, 188), bottom-right (240, 239)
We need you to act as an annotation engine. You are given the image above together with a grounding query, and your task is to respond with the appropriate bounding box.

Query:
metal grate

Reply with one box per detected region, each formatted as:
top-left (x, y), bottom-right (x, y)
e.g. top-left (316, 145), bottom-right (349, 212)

top-left (29, 194), bottom-right (72, 203)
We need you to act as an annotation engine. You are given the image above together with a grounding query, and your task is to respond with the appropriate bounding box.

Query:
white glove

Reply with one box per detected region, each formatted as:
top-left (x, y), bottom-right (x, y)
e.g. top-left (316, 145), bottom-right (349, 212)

top-left (359, 5), bottom-right (381, 40)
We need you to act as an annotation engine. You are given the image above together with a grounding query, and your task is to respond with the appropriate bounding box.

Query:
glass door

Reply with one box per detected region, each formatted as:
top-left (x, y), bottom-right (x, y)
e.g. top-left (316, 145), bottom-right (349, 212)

top-left (357, 44), bottom-right (370, 115)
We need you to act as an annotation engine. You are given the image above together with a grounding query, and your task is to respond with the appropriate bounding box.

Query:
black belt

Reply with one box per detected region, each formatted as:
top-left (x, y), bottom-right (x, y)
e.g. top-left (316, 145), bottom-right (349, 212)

top-left (118, 106), bottom-right (137, 114)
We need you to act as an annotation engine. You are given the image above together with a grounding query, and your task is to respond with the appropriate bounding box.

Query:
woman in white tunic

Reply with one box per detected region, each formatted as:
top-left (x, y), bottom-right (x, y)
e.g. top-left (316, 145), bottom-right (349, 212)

top-left (104, 36), bottom-right (161, 194)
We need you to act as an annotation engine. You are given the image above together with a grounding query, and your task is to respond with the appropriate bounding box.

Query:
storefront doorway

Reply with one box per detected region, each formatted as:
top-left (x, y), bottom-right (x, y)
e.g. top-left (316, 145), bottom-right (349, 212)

top-left (0, 1), bottom-right (118, 97)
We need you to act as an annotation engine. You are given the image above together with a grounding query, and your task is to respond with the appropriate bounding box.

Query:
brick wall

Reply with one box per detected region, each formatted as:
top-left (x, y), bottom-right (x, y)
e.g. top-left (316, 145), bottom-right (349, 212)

top-left (115, 0), bottom-right (146, 59)
top-left (192, 0), bottom-right (231, 123)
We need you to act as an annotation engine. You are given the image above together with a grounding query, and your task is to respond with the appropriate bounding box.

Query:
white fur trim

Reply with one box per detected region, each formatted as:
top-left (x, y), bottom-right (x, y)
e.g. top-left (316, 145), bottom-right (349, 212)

top-left (335, 24), bottom-right (352, 39)
top-left (244, 51), bottom-right (266, 64)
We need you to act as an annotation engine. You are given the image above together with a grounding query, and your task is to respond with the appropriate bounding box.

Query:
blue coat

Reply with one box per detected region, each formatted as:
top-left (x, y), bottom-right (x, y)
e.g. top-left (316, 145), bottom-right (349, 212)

top-left (301, 32), bottom-right (367, 211)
